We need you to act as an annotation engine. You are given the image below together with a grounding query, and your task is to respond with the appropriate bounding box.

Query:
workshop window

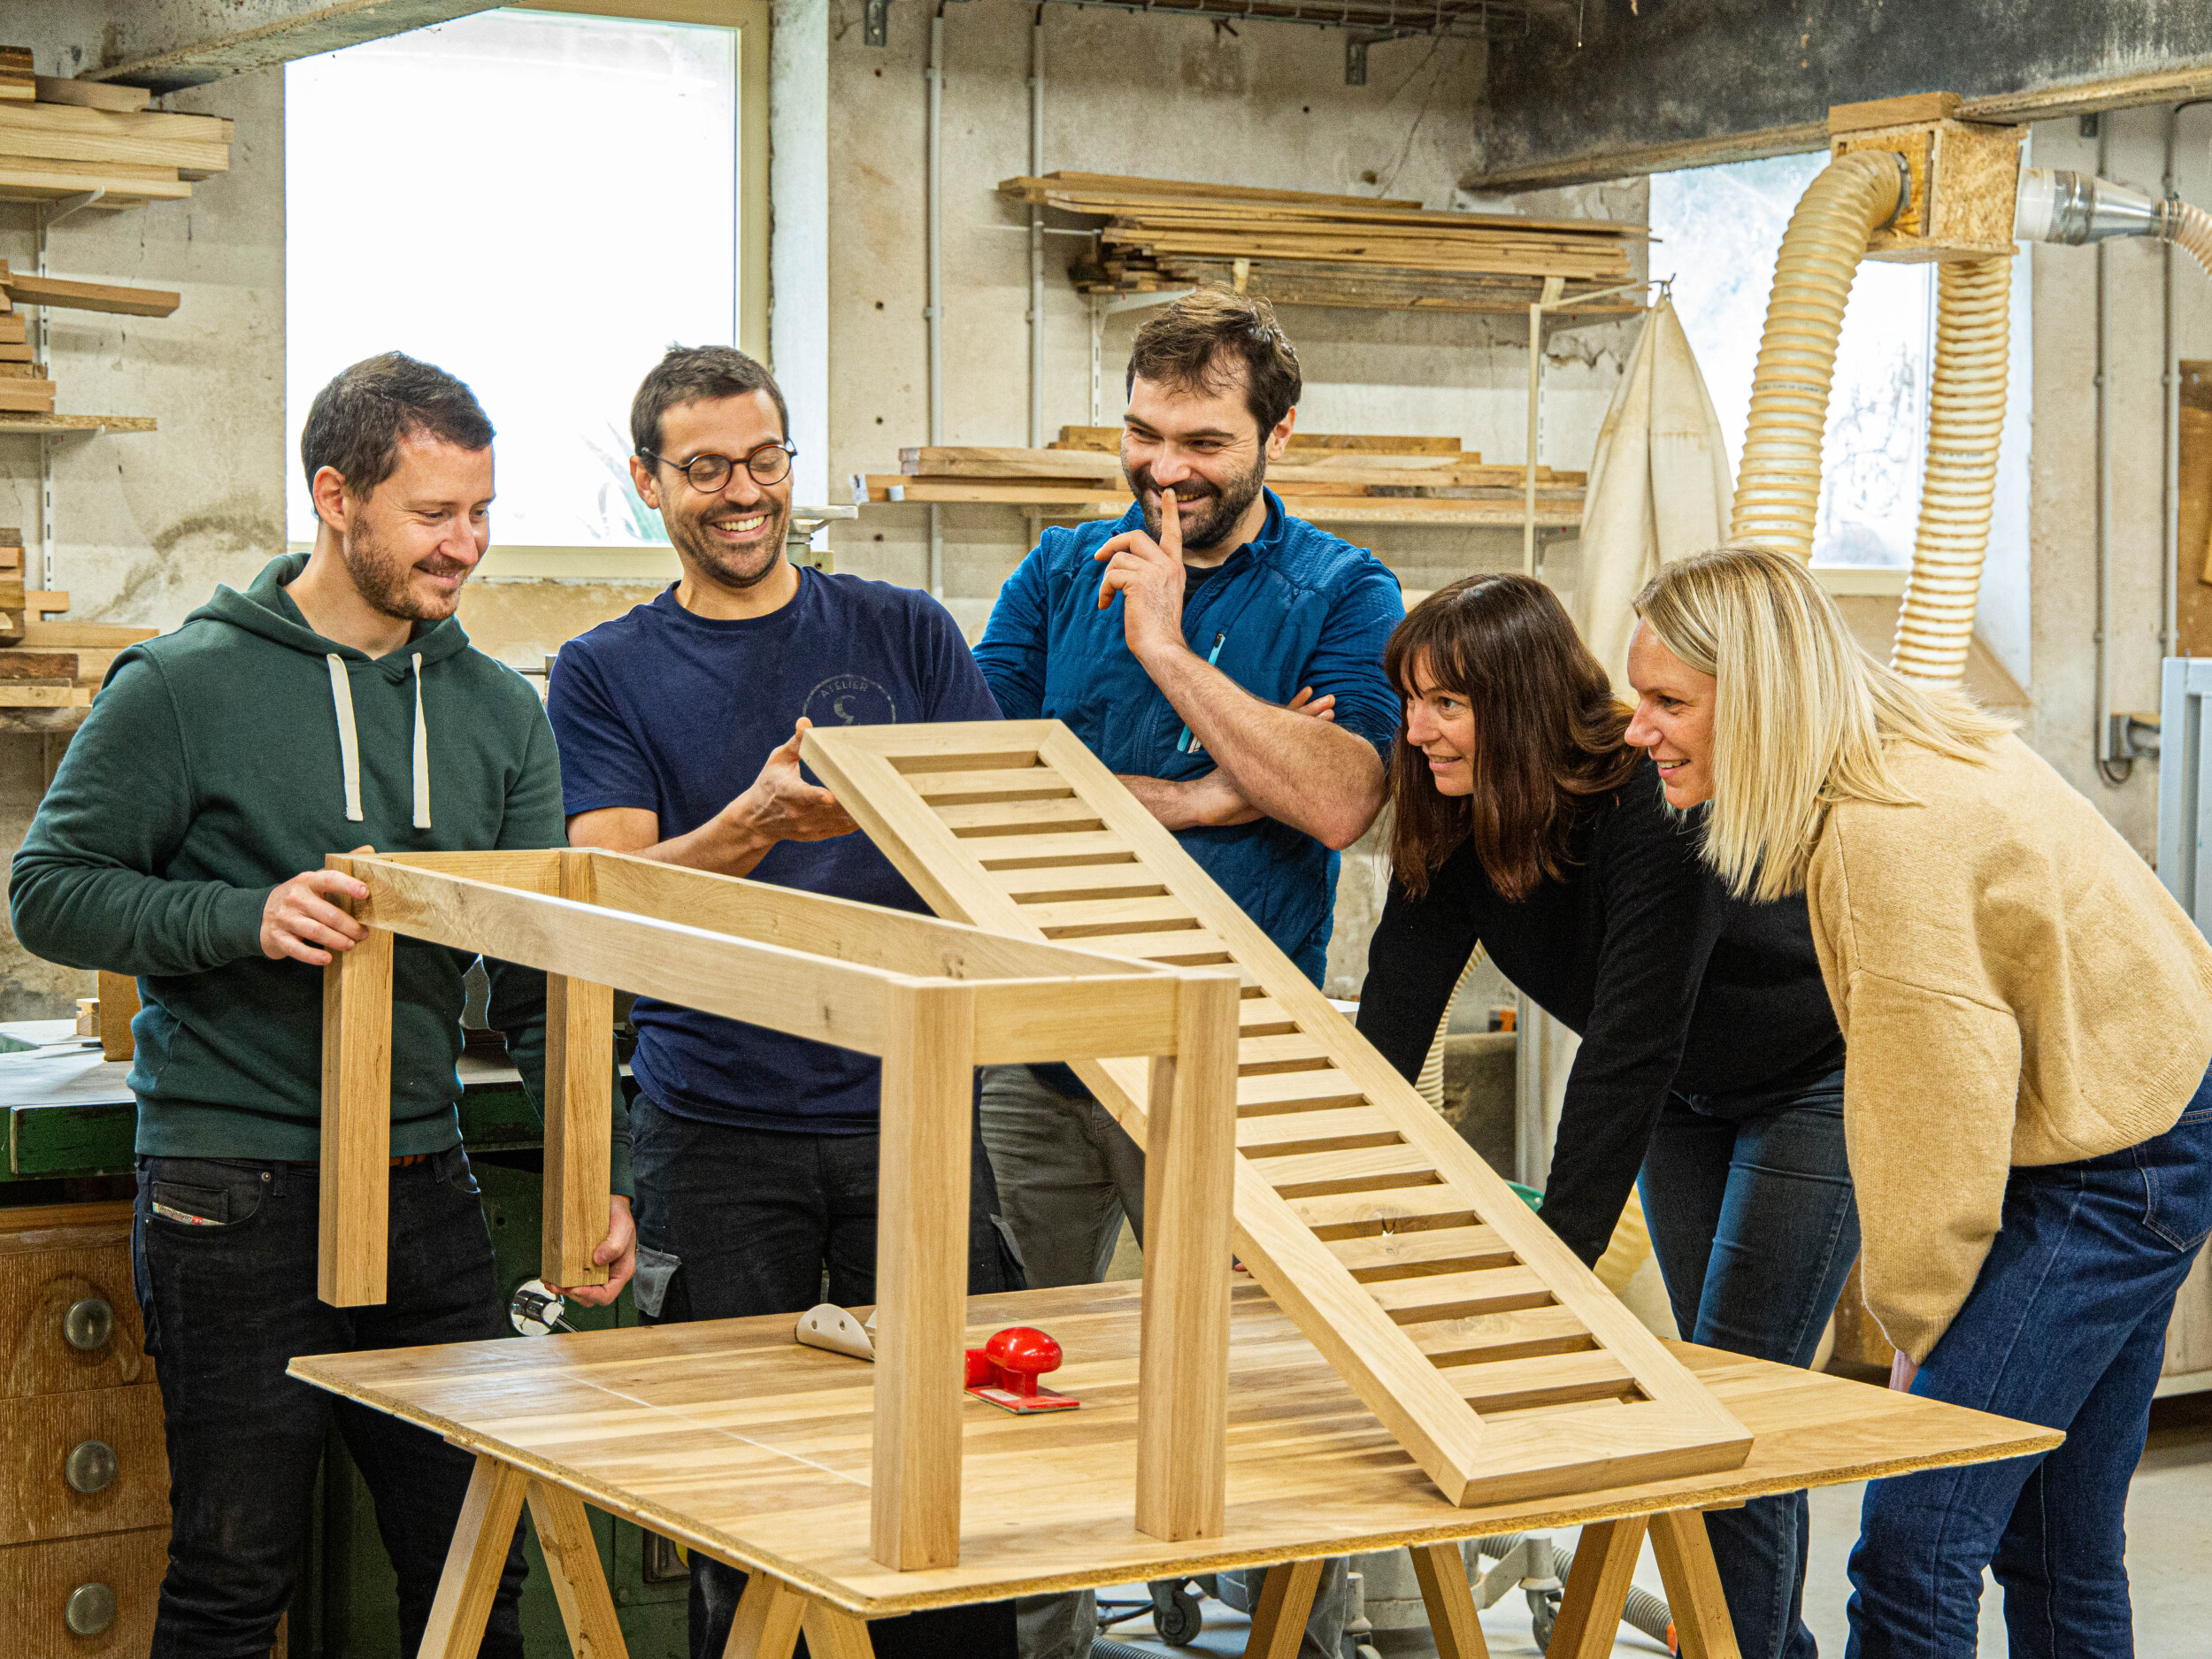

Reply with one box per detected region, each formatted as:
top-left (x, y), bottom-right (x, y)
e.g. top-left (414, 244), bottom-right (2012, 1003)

top-left (1653, 154), bottom-right (1935, 569)
top-left (284, 5), bottom-right (759, 559)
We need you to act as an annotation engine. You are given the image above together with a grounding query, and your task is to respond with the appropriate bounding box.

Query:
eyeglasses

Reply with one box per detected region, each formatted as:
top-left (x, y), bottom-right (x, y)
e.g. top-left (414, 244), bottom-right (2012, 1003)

top-left (641, 438), bottom-right (796, 493)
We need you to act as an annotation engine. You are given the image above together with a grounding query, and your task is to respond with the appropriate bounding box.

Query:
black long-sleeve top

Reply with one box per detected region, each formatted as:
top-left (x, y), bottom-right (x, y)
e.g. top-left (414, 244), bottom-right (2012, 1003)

top-left (1356, 759), bottom-right (1845, 1266)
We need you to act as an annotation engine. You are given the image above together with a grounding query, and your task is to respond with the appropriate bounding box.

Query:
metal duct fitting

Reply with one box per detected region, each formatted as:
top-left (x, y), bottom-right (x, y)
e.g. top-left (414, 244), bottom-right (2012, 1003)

top-left (2014, 168), bottom-right (2166, 244)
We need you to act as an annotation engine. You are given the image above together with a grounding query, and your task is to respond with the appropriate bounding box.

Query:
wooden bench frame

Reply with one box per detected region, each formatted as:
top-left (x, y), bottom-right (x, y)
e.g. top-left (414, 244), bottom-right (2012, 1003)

top-left (315, 847), bottom-right (1241, 1568)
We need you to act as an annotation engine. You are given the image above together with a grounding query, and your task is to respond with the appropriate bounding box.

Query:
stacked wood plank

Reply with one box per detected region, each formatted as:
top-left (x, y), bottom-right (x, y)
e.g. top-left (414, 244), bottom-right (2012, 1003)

top-left (0, 528), bottom-right (154, 730)
top-left (0, 52), bottom-right (232, 208)
top-left (0, 259), bottom-right (180, 423)
top-left (1002, 173), bottom-right (1647, 316)
top-left (855, 427), bottom-right (1585, 529)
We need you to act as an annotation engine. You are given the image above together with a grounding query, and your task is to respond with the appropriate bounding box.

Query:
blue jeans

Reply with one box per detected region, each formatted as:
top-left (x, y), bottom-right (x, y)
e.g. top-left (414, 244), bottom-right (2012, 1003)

top-left (1640, 1067), bottom-right (1859, 1659)
top-left (629, 1096), bottom-right (1022, 1659)
top-left (132, 1148), bottom-right (525, 1659)
top-left (1846, 1075), bottom-right (2212, 1659)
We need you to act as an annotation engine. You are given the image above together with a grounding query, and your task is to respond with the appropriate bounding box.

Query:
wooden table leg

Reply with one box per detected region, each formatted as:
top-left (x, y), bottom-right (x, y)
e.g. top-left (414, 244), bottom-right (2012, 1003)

top-left (1409, 1540), bottom-right (1491, 1659)
top-left (525, 1479), bottom-right (629, 1659)
top-left (319, 863), bottom-right (392, 1309)
top-left (1135, 970), bottom-right (1237, 1542)
top-left (1242, 1557), bottom-right (1325, 1659)
top-left (798, 1599), bottom-right (875, 1659)
top-left (1649, 1509), bottom-right (1744, 1659)
top-left (416, 1455), bottom-right (527, 1659)
top-left (545, 851), bottom-right (613, 1289)
top-left (1545, 1515), bottom-right (1651, 1659)
top-left (723, 1574), bottom-right (807, 1659)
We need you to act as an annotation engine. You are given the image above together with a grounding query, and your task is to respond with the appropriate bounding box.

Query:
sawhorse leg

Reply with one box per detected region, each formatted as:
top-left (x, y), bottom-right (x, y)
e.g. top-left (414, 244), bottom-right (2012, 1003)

top-left (724, 1576), bottom-right (871, 1659)
top-left (526, 1479), bottom-right (630, 1659)
top-left (1409, 1540), bottom-right (1491, 1659)
top-left (1547, 1515), bottom-right (1651, 1659)
top-left (418, 1455), bottom-right (528, 1659)
top-left (1648, 1509), bottom-right (1745, 1659)
top-left (1241, 1557), bottom-right (1324, 1659)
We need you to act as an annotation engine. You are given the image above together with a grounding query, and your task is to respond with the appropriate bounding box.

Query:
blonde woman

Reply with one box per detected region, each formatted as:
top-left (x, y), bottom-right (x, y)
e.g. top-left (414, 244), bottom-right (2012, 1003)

top-left (1628, 545), bottom-right (2212, 1659)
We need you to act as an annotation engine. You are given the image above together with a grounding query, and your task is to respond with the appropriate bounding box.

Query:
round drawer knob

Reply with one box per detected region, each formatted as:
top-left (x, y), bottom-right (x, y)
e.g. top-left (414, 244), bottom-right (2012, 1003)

top-left (65, 1581), bottom-right (116, 1636)
top-left (65, 1440), bottom-right (117, 1494)
top-left (62, 1297), bottom-right (114, 1353)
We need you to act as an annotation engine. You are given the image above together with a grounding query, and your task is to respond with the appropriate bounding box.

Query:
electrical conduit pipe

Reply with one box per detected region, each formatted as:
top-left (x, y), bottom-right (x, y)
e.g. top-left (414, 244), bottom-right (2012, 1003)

top-left (1729, 150), bottom-right (1907, 558)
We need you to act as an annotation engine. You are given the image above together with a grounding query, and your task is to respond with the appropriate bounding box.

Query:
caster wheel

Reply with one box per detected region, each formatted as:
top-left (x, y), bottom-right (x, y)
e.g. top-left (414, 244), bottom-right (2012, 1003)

top-left (1154, 1584), bottom-right (1203, 1647)
top-left (1529, 1585), bottom-right (1561, 1653)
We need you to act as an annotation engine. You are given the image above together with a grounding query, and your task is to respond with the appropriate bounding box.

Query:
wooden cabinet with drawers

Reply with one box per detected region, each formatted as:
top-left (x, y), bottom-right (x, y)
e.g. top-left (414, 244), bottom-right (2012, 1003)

top-left (0, 1202), bottom-right (167, 1657)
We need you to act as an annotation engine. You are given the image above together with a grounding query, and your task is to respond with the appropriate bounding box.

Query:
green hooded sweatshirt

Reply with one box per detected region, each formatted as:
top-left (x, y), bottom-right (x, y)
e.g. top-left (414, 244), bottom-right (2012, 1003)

top-left (11, 552), bottom-right (632, 1188)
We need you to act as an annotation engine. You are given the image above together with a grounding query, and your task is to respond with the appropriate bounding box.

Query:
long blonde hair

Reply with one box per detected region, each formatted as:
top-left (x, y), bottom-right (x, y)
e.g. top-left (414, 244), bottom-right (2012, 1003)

top-left (1632, 547), bottom-right (2012, 902)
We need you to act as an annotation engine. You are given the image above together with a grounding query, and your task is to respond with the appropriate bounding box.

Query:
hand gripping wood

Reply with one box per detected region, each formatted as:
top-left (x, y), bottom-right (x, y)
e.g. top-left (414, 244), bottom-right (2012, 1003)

top-left (803, 719), bottom-right (1753, 1506)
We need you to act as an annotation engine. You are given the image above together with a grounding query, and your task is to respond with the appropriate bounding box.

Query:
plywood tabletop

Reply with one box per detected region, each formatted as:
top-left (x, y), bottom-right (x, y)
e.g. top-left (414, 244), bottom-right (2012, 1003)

top-left (290, 1281), bottom-right (2057, 1617)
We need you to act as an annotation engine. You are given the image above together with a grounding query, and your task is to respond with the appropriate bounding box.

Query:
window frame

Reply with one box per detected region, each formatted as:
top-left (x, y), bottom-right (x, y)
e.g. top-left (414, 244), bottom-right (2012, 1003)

top-left (287, 0), bottom-right (771, 579)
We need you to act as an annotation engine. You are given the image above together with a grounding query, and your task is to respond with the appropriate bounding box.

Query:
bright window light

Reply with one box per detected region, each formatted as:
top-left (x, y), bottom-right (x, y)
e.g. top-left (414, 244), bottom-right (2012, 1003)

top-left (1653, 153), bottom-right (1934, 568)
top-left (285, 8), bottom-right (737, 549)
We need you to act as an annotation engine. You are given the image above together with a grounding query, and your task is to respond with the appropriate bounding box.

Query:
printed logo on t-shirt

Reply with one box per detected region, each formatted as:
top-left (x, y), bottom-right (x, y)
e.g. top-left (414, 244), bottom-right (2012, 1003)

top-left (803, 674), bottom-right (899, 726)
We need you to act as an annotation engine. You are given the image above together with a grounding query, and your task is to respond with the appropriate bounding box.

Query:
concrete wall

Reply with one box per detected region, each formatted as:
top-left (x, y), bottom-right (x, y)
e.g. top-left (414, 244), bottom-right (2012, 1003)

top-left (808, 0), bottom-right (1645, 638)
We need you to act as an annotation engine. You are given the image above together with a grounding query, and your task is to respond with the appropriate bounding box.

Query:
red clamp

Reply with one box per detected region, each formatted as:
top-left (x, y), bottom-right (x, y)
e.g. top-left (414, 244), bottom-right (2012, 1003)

top-left (964, 1325), bottom-right (1079, 1414)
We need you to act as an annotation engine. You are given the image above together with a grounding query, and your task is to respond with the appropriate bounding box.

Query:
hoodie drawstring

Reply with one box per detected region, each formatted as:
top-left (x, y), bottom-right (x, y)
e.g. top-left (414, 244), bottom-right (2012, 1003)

top-left (411, 653), bottom-right (432, 829)
top-left (326, 655), bottom-right (364, 823)
top-left (325, 653), bottom-right (432, 830)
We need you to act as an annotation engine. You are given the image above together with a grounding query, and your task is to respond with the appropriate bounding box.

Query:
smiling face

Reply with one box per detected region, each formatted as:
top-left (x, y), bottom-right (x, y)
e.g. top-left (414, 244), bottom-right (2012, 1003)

top-left (631, 390), bottom-right (792, 590)
top-left (1624, 620), bottom-right (1719, 808)
top-left (1401, 651), bottom-right (1479, 797)
top-left (1121, 363), bottom-right (1291, 559)
top-left (329, 431), bottom-right (492, 623)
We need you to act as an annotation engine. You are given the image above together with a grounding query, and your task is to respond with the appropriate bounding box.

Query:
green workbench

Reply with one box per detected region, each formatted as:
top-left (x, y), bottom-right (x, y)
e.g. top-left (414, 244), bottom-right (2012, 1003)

top-left (0, 1023), bottom-right (688, 1658)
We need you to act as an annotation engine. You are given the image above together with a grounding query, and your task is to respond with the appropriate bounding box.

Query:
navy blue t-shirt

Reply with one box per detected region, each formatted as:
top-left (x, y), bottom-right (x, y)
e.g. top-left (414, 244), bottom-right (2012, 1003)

top-left (546, 572), bottom-right (1000, 1133)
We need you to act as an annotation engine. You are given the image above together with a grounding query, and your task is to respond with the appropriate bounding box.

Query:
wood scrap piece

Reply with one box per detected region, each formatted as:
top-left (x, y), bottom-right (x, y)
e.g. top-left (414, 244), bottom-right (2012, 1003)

top-left (0, 47), bottom-right (29, 104)
top-left (0, 270), bottom-right (180, 317)
top-left (97, 969), bottom-right (138, 1062)
top-left (33, 76), bottom-right (152, 113)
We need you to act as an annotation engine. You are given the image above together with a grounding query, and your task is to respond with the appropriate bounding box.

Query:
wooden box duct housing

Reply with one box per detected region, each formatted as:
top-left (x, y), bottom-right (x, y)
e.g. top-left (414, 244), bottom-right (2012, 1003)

top-left (803, 719), bottom-right (1755, 1510)
top-left (317, 847), bottom-right (1243, 1571)
top-left (1829, 94), bottom-right (2024, 262)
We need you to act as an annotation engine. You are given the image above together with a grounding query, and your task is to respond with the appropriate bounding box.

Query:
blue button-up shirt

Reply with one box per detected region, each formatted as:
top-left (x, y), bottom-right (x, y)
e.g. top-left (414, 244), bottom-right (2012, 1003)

top-left (975, 490), bottom-right (1405, 981)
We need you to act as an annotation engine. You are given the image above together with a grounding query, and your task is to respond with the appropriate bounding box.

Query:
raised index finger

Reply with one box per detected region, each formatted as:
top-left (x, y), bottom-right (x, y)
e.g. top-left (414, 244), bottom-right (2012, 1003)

top-left (1157, 486), bottom-right (1182, 562)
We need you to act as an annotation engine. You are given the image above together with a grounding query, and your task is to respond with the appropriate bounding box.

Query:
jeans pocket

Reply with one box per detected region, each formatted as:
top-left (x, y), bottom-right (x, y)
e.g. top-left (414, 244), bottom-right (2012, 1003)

top-left (631, 1245), bottom-right (680, 1319)
top-left (144, 1164), bottom-right (265, 1232)
top-left (2140, 1110), bottom-right (2212, 1253)
top-left (435, 1148), bottom-right (482, 1197)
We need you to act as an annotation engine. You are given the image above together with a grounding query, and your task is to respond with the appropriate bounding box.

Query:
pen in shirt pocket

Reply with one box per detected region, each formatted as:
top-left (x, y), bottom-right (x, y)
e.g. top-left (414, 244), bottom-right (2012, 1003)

top-left (1178, 632), bottom-right (1227, 755)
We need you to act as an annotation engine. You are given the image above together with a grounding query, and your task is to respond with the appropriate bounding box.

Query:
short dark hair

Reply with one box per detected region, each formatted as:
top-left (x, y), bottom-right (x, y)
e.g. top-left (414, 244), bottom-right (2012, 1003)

top-left (1384, 574), bottom-right (1642, 902)
top-left (630, 344), bottom-right (789, 459)
top-left (299, 352), bottom-right (494, 499)
top-left (1125, 288), bottom-right (1301, 437)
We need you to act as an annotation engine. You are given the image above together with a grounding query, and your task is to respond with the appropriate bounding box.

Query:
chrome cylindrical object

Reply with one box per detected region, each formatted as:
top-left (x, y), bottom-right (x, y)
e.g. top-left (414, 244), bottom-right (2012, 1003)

top-left (65, 1582), bottom-right (117, 1637)
top-left (61, 1296), bottom-right (113, 1352)
top-left (65, 1439), bottom-right (117, 1494)
top-left (2015, 168), bottom-right (2166, 243)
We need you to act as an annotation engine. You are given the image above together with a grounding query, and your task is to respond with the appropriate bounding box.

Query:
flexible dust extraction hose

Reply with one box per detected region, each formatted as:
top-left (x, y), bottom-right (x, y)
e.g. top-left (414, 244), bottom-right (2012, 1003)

top-left (1729, 150), bottom-right (1907, 558)
top-left (1890, 257), bottom-right (2012, 685)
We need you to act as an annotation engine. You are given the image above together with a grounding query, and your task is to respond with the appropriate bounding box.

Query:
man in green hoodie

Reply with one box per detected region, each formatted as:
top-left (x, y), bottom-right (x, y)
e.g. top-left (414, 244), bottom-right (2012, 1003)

top-left (11, 352), bottom-right (634, 1659)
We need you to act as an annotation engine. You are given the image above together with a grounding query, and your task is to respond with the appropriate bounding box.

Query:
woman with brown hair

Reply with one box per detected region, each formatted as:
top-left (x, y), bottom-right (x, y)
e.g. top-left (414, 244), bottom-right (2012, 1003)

top-left (1356, 572), bottom-right (1850, 1659)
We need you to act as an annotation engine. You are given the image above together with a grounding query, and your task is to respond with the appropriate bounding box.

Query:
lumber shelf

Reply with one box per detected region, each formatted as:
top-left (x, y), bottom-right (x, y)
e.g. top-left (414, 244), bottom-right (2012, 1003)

top-left (0, 413), bottom-right (157, 434)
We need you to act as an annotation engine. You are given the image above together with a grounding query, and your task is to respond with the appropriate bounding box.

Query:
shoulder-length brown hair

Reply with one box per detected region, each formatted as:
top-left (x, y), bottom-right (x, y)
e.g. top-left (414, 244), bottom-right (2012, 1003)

top-left (1386, 573), bottom-right (1641, 901)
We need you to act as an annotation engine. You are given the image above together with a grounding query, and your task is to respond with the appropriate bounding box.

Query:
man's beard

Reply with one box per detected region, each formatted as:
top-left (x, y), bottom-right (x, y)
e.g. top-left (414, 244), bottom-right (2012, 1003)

top-left (670, 495), bottom-right (792, 589)
top-left (343, 517), bottom-right (470, 622)
top-left (1126, 456), bottom-right (1265, 553)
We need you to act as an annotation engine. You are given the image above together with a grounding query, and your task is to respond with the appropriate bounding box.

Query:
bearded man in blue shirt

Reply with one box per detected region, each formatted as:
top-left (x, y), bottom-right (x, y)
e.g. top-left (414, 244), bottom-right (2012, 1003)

top-left (974, 289), bottom-right (1403, 1659)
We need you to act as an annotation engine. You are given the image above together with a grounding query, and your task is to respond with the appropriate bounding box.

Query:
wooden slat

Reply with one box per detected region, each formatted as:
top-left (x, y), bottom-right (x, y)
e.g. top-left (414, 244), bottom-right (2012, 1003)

top-left (1245, 1141), bottom-right (1441, 1200)
top-left (972, 831), bottom-right (1139, 870)
top-left (1236, 1033), bottom-right (1333, 1075)
top-left (905, 766), bottom-right (1072, 805)
top-left (1326, 1224), bottom-right (1518, 1280)
top-left (935, 797), bottom-right (1104, 837)
top-left (1437, 1349), bottom-right (1640, 1414)
top-left (1289, 1185), bottom-right (1479, 1235)
top-left (1367, 1266), bottom-right (1555, 1324)
top-left (1237, 997), bottom-right (1299, 1036)
top-left (1238, 1070), bottom-right (1369, 1114)
top-left (1024, 895), bottom-right (1199, 939)
top-left (1235, 1106), bottom-right (1404, 1160)
top-left (1403, 1305), bottom-right (1597, 1367)
top-left (990, 862), bottom-right (1167, 903)
top-left (1060, 928), bottom-right (1239, 966)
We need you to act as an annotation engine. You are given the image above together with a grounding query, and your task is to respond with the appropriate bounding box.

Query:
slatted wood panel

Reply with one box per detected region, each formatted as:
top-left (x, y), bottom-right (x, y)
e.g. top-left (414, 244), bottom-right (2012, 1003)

top-left (804, 719), bottom-right (1752, 1506)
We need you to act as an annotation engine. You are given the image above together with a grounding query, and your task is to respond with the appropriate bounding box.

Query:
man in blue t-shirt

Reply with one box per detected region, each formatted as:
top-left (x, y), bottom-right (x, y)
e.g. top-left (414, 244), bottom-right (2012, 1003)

top-left (546, 346), bottom-right (1017, 1659)
top-left (974, 292), bottom-right (1402, 1659)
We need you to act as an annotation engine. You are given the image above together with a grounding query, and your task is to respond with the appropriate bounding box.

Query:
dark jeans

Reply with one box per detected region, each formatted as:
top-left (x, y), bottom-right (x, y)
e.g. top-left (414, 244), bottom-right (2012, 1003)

top-left (1640, 1067), bottom-right (1859, 1659)
top-left (630, 1095), bottom-right (1022, 1659)
top-left (133, 1148), bottom-right (525, 1659)
top-left (1846, 1076), bottom-right (2212, 1659)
